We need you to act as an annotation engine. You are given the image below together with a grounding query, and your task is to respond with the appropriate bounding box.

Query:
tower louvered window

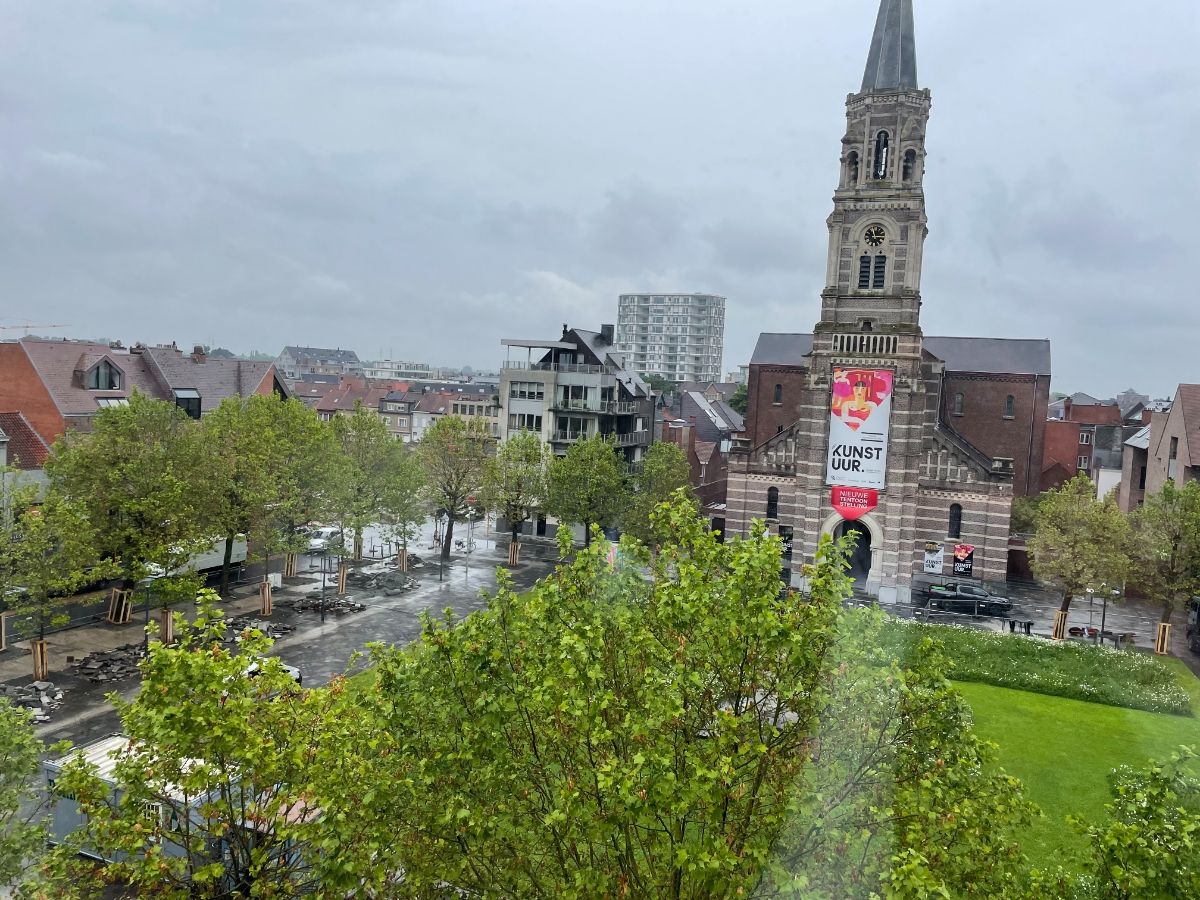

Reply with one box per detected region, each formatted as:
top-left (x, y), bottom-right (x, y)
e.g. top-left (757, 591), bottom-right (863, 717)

top-left (858, 256), bottom-right (872, 289)
top-left (873, 131), bottom-right (890, 179)
top-left (872, 255), bottom-right (886, 289)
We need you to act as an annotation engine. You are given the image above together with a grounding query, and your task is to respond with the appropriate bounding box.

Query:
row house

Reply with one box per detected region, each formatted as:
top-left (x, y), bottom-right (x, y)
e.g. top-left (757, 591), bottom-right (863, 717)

top-left (0, 337), bottom-right (288, 447)
top-left (275, 346), bottom-right (362, 382)
top-left (1118, 384), bottom-right (1198, 511)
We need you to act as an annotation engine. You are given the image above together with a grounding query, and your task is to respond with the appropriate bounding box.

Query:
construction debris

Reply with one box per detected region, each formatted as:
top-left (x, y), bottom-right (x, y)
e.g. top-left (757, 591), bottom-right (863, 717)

top-left (2, 680), bottom-right (64, 723)
top-left (225, 617), bottom-right (296, 642)
top-left (72, 644), bottom-right (145, 684)
top-left (284, 594), bottom-right (366, 614)
top-left (345, 569), bottom-right (420, 595)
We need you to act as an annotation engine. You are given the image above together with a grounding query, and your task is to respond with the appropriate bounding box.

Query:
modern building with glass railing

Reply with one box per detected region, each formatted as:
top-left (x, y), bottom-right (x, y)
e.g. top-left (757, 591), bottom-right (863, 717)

top-left (499, 325), bottom-right (655, 463)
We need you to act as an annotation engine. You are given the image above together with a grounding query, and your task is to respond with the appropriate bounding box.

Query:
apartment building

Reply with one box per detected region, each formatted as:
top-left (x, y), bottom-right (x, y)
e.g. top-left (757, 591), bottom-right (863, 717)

top-left (499, 325), bottom-right (654, 464)
top-left (614, 294), bottom-right (725, 384)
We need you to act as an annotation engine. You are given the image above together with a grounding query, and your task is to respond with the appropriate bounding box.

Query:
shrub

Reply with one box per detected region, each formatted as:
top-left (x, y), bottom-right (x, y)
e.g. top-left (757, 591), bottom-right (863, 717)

top-left (875, 620), bottom-right (1191, 716)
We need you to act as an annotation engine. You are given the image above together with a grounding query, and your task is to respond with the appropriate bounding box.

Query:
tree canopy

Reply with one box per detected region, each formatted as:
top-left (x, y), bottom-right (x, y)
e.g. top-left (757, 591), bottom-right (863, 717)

top-left (418, 416), bottom-right (493, 560)
top-left (1129, 479), bottom-right (1200, 624)
top-left (622, 442), bottom-right (694, 544)
top-left (481, 430), bottom-right (550, 549)
top-left (546, 434), bottom-right (627, 545)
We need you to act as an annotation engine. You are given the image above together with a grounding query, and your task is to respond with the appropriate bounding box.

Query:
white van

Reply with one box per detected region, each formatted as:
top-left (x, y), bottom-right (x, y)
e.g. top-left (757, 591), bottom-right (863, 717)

top-left (144, 537), bottom-right (248, 580)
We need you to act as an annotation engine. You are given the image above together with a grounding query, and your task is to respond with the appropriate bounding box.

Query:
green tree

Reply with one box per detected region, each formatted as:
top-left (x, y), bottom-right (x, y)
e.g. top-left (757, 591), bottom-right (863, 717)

top-left (1073, 747), bottom-right (1200, 898)
top-left (378, 440), bottom-right (427, 568)
top-left (0, 700), bottom-right (64, 891)
top-left (622, 442), bottom-right (694, 544)
top-left (361, 497), bottom-right (1035, 897)
top-left (728, 382), bottom-right (748, 415)
top-left (52, 594), bottom-right (396, 897)
top-left (46, 392), bottom-right (211, 591)
top-left (481, 431), bottom-right (550, 562)
top-left (643, 373), bottom-right (676, 395)
top-left (1010, 493), bottom-right (1044, 535)
top-left (3, 490), bottom-right (110, 678)
top-left (546, 433), bottom-right (627, 546)
top-left (418, 416), bottom-right (493, 561)
top-left (1129, 479), bottom-right (1200, 624)
top-left (330, 403), bottom-right (404, 559)
top-left (1029, 473), bottom-right (1131, 613)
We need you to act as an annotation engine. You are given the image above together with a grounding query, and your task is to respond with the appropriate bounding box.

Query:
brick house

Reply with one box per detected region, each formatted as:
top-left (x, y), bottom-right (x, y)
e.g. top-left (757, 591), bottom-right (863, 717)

top-left (1040, 396), bottom-right (1125, 492)
top-left (660, 390), bottom-right (745, 531)
top-left (0, 337), bottom-right (289, 446)
top-left (1129, 384), bottom-right (1200, 501)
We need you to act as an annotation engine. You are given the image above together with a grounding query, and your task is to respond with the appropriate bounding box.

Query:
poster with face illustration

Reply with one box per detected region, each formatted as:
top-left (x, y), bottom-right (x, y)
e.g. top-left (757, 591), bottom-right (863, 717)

top-left (826, 368), bottom-right (894, 490)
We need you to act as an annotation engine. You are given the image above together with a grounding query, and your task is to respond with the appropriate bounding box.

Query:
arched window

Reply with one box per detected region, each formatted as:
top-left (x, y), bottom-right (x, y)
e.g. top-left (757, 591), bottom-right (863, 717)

top-left (1005, 395), bottom-right (1015, 418)
top-left (902, 149), bottom-right (917, 182)
top-left (766, 487), bottom-right (780, 520)
top-left (858, 256), bottom-right (872, 289)
top-left (873, 131), bottom-right (890, 179)
top-left (953, 393), bottom-right (964, 416)
top-left (846, 151), bottom-right (860, 186)
top-left (872, 255), bottom-right (887, 289)
top-left (773, 384), bottom-right (783, 405)
top-left (948, 504), bottom-right (963, 539)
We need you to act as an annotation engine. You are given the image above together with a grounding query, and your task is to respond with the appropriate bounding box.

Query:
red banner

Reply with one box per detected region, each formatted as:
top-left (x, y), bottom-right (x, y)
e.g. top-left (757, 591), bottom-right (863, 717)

top-left (831, 486), bottom-right (878, 521)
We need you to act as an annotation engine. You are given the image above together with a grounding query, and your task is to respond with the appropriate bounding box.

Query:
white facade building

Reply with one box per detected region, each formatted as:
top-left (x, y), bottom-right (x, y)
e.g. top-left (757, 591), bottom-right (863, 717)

top-left (362, 360), bottom-right (434, 381)
top-left (615, 294), bottom-right (725, 384)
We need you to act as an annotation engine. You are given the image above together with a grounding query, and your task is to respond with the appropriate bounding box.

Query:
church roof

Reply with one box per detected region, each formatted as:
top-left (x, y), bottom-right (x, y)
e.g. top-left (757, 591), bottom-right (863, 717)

top-left (750, 333), bottom-right (1051, 377)
top-left (861, 0), bottom-right (919, 92)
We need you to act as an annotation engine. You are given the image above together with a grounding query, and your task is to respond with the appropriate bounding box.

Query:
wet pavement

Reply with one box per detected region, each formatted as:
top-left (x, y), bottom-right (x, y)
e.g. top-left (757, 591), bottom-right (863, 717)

top-left (1, 521), bottom-right (557, 748)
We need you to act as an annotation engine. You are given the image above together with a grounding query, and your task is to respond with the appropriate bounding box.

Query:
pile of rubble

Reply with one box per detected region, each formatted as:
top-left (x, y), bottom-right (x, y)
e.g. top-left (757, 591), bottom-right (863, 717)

top-left (345, 569), bottom-right (420, 596)
top-left (72, 644), bottom-right (145, 683)
top-left (225, 617), bottom-right (296, 642)
top-left (2, 681), bottom-right (63, 723)
top-left (283, 594), bottom-right (366, 615)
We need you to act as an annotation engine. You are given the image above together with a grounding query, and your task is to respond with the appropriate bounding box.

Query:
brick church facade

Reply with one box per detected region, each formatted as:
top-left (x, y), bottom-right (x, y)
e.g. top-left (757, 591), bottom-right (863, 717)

top-left (726, 0), bottom-right (1050, 603)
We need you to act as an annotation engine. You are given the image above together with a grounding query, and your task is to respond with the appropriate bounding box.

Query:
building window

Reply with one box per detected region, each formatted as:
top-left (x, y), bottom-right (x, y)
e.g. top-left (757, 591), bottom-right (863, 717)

top-left (509, 413), bottom-right (542, 432)
top-left (1079, 432), bottom-right (1092, 445)
top-left (773, 384), bottom-right (783, 405)
top-left (858, 255), bottom-right (872, 289)
top-left (948, 504), bottom-right (963, 539)
top-left (873, 131), bottom-right (890, 179)
top-left (174, 389), bottom-right (201, 420)
top-left (1004, 395), bottom-right (1015, 418)
top-left (397, 418), bottom-right (408, 427)
top-left (1078, 455), bottom-right (1090, 470)
top-left (1170, 437), bottom-right (1179, 460)
top-left (1138, 465), bottom-right (1147, 490)
top-left (872, 255), bottom-right (886, 289)
top-left (766, 487), bottom-right (779, 520)
top-left (87, 359), bottom-right (122, 390)
top-left (902, 148), bottom-right (917, 182)
top-left (952, 393), bottom-right (964, 416)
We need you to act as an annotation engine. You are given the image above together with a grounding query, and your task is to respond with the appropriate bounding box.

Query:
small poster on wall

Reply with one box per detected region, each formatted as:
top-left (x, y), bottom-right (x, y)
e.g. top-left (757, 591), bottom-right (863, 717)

top-left (952, 544), bottom-right (975, 577)
top-left (923, 542), bottom-right (945, 574)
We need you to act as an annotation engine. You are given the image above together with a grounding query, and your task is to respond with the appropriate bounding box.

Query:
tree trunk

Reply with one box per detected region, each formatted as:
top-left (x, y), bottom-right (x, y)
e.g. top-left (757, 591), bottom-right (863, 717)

top-left (354, 527), bottom-right (364, 560)
top-left (509, 523), bottom-right (521, 566)
top-left (1059, 589), bottom-right (1072, 613)
top-left (442, 516), bottom-right (455, 561)
top-left (219, 534), bottom-right (235, 597)
top-left (584, 522), bottom-right (592, 547)
top-left (1161, 604), bottom-right (1174, 625)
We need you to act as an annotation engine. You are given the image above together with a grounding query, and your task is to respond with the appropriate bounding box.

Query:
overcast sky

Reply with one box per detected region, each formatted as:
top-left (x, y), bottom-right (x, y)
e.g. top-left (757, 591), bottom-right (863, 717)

top-left (1, 0), bottom-right (1196, 396)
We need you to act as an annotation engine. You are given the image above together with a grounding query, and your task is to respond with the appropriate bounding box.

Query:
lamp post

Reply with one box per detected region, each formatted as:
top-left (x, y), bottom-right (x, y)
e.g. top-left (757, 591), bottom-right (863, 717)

top-left (319, 554), bottom-right (337, 624)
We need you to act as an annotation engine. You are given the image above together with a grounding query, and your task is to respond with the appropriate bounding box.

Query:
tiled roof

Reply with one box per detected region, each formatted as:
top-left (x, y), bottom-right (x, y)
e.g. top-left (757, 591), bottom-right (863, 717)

top-left (749, 332), bottom-right (1052, 376)
top-left (143, 347), bottom-right (283, 414)
top-left (19, 339), bottom-right (165, 418)
top-left (0, 412), bottom-right (50, 470)
top-left (283, 346), bottom-right (361, 366)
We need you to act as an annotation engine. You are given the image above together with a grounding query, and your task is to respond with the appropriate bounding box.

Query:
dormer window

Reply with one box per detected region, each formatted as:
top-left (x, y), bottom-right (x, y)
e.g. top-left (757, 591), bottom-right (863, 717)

top-left (86, 358), bottom-right (122, 390)
top-left (174, 389), bottom-right (202, 420)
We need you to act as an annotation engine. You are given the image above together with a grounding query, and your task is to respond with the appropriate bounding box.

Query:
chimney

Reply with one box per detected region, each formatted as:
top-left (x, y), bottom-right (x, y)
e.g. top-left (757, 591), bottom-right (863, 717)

top-left (600, 323), bottom-right (614, 345)
top-left (192, 345), bottom-right (207, 363)
top-left (1063, 397), bottom-right (1072, 420)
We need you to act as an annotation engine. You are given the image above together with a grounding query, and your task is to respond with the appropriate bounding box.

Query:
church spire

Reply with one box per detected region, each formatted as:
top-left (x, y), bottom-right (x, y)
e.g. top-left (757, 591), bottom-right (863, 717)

top-left (861, 0), bottom-right (918, 93)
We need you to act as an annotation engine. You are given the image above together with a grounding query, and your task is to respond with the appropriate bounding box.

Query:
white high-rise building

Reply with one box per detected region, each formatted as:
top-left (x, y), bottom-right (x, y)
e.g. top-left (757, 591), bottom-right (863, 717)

top-left (615, 294), bottom-right (725, 384)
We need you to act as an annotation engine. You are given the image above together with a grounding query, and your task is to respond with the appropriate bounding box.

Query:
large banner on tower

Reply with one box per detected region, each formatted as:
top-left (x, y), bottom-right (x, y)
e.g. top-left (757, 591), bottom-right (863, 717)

top-left (826, 368), bottom-right (894, 490)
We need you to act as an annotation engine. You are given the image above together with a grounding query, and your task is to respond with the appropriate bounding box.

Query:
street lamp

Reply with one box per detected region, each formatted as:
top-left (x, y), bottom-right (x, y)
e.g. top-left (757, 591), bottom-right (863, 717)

top-left (319, 554), bottom-right (337, 624)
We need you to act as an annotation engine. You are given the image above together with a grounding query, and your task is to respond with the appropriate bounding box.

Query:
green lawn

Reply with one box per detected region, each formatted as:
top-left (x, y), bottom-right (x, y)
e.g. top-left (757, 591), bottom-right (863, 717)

top-left (958, 665), bottom-right (1200, 869)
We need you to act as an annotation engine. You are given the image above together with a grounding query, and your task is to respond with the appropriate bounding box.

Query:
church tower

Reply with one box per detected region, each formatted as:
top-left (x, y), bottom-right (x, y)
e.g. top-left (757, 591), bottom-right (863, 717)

top-left (818, 0), bottom-right (930, 339)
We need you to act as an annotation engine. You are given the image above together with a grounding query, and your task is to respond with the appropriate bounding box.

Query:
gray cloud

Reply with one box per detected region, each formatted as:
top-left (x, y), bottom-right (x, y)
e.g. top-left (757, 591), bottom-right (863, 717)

top-left (0, 0), bottom-right (1193, 396)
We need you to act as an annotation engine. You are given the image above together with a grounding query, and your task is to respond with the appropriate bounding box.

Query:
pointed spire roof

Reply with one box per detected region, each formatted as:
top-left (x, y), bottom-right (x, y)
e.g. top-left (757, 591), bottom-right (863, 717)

top-left (861, 0), bottom-right (919, 92)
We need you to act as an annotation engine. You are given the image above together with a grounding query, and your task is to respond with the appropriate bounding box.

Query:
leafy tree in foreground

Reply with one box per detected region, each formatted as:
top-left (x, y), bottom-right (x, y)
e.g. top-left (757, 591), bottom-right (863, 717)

top-left (546, 433), bottom-right (627, 545)
top-left (52, 593), bottom-right (395, 898)
top-left (622, 442), bottom-right (694, 544)
top-left (0, 700), bottom-right (64, 891)
top-left (1028, 473), bottom-right (1131, 612)
top-left (418, 416), bottom-right (493, 561)
top-left (1129, 479), bottom-right (1200, 624)
top-left (481, 430), bottom-right (550, 562)
top-left (363, 495), bottom-right (1035, 897)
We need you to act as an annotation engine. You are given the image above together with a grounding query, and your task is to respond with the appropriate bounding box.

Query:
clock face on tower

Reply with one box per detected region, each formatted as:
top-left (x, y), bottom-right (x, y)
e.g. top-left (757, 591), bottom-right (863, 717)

top-left (864, 225), bottom-right (886, 247)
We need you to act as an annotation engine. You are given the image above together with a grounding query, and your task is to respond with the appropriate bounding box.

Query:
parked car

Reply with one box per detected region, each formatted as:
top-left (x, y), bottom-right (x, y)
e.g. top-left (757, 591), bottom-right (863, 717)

top-left (306, 527), bottom-right (341, 553)
top-left (925, 582), bottom-right (1013, 616)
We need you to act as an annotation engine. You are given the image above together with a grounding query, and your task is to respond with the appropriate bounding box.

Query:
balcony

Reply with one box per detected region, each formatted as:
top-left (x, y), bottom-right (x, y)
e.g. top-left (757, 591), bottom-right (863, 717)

top-left (501, 361), bottom-right (603, 374)
top-left (552, 430), bottom-right (589, 443)
top-left (610, 430), bottom-right (649, 447)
